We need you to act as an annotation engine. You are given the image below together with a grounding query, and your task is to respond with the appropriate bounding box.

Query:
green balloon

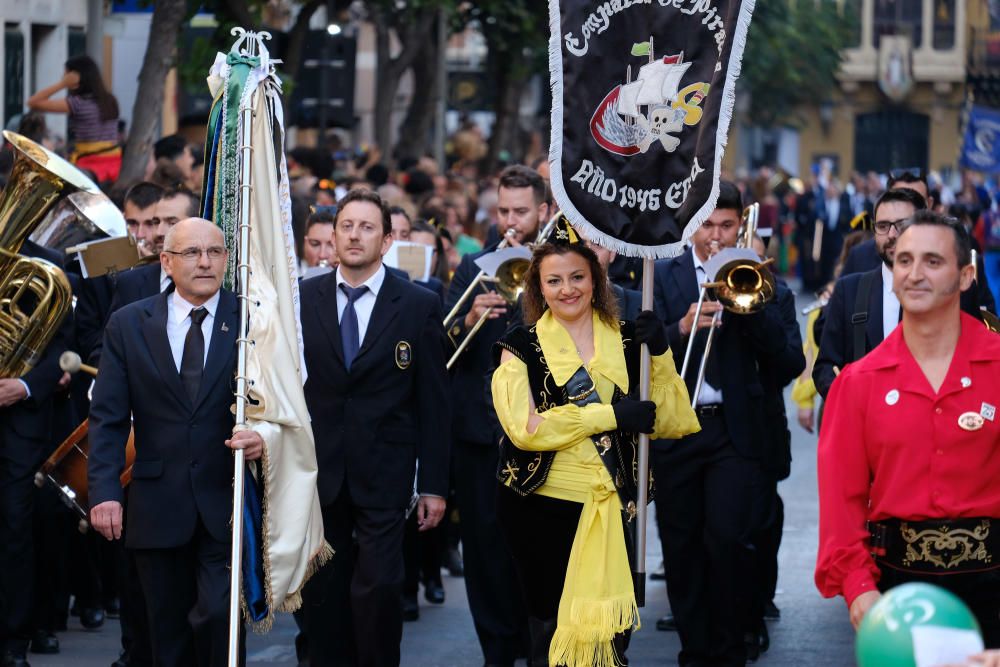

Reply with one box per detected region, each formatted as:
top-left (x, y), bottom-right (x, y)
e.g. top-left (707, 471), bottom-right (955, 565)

top-left (856, 583), bottom-right (982, 667)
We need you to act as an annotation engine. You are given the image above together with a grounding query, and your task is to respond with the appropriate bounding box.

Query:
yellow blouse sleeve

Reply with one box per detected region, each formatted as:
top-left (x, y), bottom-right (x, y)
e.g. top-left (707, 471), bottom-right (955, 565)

top-left (791, 375), bottom-right (817, 409)
top-left (649, 349), bottom-right (701, 440)
top-left (491, 357), bottom-right (617, 452)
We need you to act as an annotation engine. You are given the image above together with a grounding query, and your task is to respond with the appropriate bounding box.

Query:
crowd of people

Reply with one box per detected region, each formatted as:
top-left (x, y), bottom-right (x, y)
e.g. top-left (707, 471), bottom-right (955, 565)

top-left (4, 53), bottom-right (1000, 667)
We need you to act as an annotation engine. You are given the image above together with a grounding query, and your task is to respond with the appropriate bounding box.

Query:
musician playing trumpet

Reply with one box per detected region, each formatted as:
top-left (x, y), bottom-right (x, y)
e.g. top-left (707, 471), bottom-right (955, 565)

top-left (443, 165), bottom-right (550, 666)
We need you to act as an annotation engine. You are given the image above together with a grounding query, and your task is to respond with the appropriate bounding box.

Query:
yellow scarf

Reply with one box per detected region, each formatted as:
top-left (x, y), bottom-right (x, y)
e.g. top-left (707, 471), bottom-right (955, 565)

top-left (536, 311), bottom-right (638, 667)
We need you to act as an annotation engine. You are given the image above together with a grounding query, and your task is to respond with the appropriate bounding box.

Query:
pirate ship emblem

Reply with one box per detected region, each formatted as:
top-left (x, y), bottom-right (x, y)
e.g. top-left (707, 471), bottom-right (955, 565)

top-left (590, 38), bottom-right (709, 157)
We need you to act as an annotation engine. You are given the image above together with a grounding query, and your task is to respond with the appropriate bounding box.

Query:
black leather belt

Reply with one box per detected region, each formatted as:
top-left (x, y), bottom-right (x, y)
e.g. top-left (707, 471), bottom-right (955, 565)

top-left (694, 404), bottom-right (724, 418)
top-left (869, 517), bottom-right (1000, 575)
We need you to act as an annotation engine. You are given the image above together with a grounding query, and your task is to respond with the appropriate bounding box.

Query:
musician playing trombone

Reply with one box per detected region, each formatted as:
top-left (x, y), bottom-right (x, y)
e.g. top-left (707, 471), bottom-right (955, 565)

top-left (649, 181), bottom-right (805, 666)
top-left (443, 165), bottom-right (550, 666)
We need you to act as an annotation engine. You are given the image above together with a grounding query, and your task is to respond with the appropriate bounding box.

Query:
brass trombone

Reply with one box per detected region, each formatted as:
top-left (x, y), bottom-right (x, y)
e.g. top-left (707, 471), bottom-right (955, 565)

top-left (444, 213), bottom-right (561, 370)
top-left (679, 203), bottom-right (776, 408)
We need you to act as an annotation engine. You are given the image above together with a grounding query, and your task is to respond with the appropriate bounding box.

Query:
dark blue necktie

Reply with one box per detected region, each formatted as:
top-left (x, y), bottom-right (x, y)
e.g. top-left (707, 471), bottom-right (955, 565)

top-left (340, 284), bottom-right (368, 370)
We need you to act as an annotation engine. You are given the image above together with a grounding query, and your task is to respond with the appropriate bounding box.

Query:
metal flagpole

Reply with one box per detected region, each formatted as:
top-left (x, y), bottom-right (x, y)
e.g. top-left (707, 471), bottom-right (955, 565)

top-left (633, 257), bottom-right (654, 607)
top-left (227, 26), bottom-right (269, 667)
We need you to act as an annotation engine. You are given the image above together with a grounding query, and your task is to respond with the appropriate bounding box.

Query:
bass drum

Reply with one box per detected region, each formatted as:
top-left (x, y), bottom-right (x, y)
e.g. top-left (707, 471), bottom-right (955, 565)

top-left (34, 419), bottom-right (135, 532)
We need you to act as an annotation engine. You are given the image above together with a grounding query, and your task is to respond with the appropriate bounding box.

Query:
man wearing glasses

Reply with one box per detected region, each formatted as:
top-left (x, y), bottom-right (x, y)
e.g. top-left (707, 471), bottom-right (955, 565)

top-left (88, 218), bottom-right (263, 666)
top-left (813, 188), bottom-right (926, 399)
top-left (839, 168), bottom-right (931, 276)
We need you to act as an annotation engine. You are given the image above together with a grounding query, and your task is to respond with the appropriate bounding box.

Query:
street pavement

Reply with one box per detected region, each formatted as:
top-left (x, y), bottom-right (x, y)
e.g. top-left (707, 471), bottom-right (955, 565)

top-left (34, 288), bottom-right (857, 666)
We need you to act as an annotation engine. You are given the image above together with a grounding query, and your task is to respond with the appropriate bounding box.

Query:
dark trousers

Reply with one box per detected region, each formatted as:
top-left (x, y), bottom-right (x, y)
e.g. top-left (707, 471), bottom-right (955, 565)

top-left (453, 439), bottom-right (528, 665)
top-left (652, 416), bottom-right (763, 667)
top-left (877, 566), bottom-right (1000, 648)
top-left (497, 486), bottom-right (631, 666)
top-left (403, 509), bottom-right (443, 596)
top-left (497, 487), bottom-right (582, 620)
top-left (0, 423), bottom-right (46, 654)
top-left (746, 485), bottom-right (783, 633)
top-left (118, 530), bottom-right (153, 665)
top-left (132, 518), bottom-right (240, 667)
top-left (302, 487), bottom-right (406, 667)
top-left (32, 486), bottom-right (73, 634)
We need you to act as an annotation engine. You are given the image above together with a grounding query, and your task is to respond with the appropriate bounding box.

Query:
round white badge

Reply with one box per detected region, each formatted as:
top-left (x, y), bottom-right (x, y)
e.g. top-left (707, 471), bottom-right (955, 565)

top-left (885, 389), bottom-right (900, 406)
top-left (961, 377), bottom-right (972, 388)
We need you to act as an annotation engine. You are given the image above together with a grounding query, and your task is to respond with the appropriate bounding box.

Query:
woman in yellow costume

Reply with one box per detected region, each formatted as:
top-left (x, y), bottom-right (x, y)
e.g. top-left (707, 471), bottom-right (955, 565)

top-left (491, 222), bottom-right (700, 667)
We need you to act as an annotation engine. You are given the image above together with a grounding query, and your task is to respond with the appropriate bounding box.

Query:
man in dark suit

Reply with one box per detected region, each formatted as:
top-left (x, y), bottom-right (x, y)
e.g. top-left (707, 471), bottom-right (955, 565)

top-left (299, 188), bottom-right (450, 666)
top-left (0, 241), bottom-right (72, 667)
top-left (840, 169), bottom-right (931, 278)
top-left (77, 184), bottom-right (197, 366)
top-left (651, 182), bottom-right (805, 667)
top-left (445, 166), bottom-right (550, 666)
top-left (814, 189), bottom-right (927, 399)
top-left (75, 182), bottom-right (165, 364)
top-left (745, 235), bottom-right (802, 660)
top-left (88, 218), bottom-right (263, 667)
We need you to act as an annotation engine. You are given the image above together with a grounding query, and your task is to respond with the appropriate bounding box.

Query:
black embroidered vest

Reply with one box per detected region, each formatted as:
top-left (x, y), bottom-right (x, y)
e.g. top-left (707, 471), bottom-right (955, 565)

top-left (492, 320), bottom-right (654, 515)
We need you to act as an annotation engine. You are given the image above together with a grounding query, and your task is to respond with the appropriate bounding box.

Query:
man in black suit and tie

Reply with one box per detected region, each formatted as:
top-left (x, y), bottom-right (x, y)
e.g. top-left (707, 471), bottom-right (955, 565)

top-left (650, 181), bottom-right (804, 667)
top-left (813, 188), bottom-right (926, 399)
top-left (298, 189), bottom-right (450, 666)
top-left (88, 218), bottom-right (263, 667)
top-left (0, 241), bottom-right (72, 667)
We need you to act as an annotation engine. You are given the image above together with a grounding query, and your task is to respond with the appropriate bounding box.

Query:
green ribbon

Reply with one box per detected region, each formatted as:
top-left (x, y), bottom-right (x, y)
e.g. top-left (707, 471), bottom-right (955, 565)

top-left (205, 52), bottom-right (258, 288)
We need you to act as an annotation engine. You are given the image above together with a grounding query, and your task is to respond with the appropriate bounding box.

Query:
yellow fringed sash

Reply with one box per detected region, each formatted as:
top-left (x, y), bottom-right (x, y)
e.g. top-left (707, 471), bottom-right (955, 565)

top-left (548, 474), bottom-right (637, 667)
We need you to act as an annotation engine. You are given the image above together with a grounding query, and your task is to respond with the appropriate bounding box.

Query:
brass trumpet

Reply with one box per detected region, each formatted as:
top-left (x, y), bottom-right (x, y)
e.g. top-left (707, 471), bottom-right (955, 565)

top-left (680, 203), bottom-right (776, 408)
top-left (0, 131), bottom-right (102, 377)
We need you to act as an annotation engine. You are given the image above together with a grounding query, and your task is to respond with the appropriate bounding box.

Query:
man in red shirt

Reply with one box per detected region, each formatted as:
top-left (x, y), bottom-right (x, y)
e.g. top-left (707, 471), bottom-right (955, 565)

top-left (816, 211), bottom-right (1000, 646)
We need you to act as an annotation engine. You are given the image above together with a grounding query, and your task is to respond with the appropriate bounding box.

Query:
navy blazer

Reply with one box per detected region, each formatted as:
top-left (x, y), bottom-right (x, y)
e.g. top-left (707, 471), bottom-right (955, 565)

top-left (83, 262), bottom-right (164, 367)
top-left (74, 273), bottom-right (115, 364)
top-left (613, 284), bottom-right (643, 320)
top-left (300, 268), bottom-right (451, 508)
top-left (88, 290), bottom-right (239, 549)
top-left (813, 268), bottom-right (885, 399)
top-left (652, 251), bottom-right (805, 459)
top-left (444, 248), bottom-right (517, 446)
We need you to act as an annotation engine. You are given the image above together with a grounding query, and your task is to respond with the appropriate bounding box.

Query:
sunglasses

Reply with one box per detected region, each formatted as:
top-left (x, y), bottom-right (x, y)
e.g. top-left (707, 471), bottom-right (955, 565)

top-left (887, 167), bottom-right (926, 185)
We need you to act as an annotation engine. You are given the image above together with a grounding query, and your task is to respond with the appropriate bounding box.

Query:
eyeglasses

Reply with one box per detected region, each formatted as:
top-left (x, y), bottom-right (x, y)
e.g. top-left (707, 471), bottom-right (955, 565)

top-left (873, 220), bottom-right (905, 235)
top-left (164, 246), bottom-right (227, 261)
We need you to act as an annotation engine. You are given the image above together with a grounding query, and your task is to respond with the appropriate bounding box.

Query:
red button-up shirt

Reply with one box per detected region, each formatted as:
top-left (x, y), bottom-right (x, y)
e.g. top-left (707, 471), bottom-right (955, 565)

top-left (815, 312), bottom-right (1000, 607)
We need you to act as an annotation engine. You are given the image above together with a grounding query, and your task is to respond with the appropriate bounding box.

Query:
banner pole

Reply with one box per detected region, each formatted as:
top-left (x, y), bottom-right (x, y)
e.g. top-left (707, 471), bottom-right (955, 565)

top-left (227, 27), bottom-right (261, 667)
top-left (634, 257), bottom-right (654, 607)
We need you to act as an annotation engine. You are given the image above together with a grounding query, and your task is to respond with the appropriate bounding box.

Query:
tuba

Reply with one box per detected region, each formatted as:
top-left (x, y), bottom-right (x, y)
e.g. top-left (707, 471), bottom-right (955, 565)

top-left (0, 131), bottom-right (104, 378)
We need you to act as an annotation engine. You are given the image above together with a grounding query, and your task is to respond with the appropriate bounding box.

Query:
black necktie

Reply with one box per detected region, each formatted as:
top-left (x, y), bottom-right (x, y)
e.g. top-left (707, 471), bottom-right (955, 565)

top-left (340, 284), bottom-right (368, 370)
top-left (180, 307), bottom-right (208, 401)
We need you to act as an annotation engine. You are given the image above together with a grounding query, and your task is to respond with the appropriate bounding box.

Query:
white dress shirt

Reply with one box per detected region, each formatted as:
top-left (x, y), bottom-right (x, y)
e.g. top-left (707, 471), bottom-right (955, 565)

top-left (166, 290), bottom-right (219, 372)
top-left (881, 262), bottom-right (901, 341)
top-left (336, 264), bottom-right (385, 344)
top-left (160, 268), bottom-right (171, 293)
top-left (691, 250), bottom-right (724, 405)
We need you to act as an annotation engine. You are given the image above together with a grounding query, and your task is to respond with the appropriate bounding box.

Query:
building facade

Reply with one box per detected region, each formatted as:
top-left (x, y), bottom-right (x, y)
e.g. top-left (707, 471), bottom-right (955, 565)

top-left (734, 0), bottom-right (980, 180)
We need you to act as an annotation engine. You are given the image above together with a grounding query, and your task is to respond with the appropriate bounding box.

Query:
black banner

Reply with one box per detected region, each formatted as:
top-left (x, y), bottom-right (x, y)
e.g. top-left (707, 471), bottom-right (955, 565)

top-left (549, 0), bottom-right (755, 258)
